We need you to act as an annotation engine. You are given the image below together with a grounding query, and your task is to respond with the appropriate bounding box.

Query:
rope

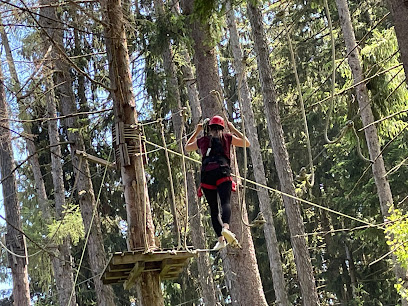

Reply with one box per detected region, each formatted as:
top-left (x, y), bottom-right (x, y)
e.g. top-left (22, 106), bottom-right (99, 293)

top-left (178, 111), bottom-right (190, 252)
top-left (143, 139), bottom-right (378, 228)
top-left (351, 122), bottom-right (373, 163)
top-left (347, 123), bottom-right (408, 197)
top-left (159, 121), bottom-right (182, 249)
top-left (140, 131), bottom-right (149, 253)
top-left (285, 19), bottom-right (315, 187)
top-left (67, 147), bottom-right (112, 306)
top-left (210, 88), bottom-right (252, 228)
top-left (0, 236), bottom-right (40, 258)
top-left (234, 61), bottom-right (253, 228)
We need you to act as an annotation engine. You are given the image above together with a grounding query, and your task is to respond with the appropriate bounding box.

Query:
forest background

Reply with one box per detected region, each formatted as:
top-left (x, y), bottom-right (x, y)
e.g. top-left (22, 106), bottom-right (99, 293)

top-left (0, 0), bottom-right (408, 305)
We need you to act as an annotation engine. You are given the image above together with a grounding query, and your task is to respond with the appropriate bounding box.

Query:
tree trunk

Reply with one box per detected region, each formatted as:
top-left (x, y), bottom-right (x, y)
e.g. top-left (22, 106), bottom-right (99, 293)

top-left (154, 3), bottom-right (218, 304)
top-left (226, 3), bottom-right (289, 305)
top-left (0, 20), bottom-right (49, 217)
top-left (180, 1), bottom-right (268, 305)
top-left (334, 0), bottom-right (408, 304)
top-left (180, 50), bottom-right (202, 125)
top-left (386, 0), bottom-right (408, 84)
top-left (43, 71), bottom-right (78, 306)
top-left (2, 16), bottom-right (78, 304)
top-left (37, 1), bottom-right (117, 303)
top-left (247, 4), bottom-right (320, 305)
top-left (103, 0), bottom-right (163, 304)
top-left (0, 66), bottom-right (31, 306)
top-left (344, 240), bottom-right (357, 298)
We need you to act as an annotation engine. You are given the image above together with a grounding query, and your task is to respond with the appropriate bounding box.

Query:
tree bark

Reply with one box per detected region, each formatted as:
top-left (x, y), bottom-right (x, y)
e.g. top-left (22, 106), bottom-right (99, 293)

top-left (226, 3), bottom-right (289, 306)
top-left (44, 76), bottom-right (78, 306)
top-left (154, 2), bottom-right (218, 304)
top-left (38, 1), bottom-right (116, 304)
top-left (386, 0), bottom-right (408, 84)
top-left (0, 20), bottom-right (49, 217)
top-left (335, 0), bottom-right (408, 304)
top-left (180, 1), bottom-right (268, 305)
top-left (247, 4), bottom-right (320, 305)
top-left (2, 16), bottom-right (79, 304)
top-left (180, 50), bottom-right (202, 125)
top-left (0, 66), bottom-right (31, 306)
top-left (103, 0), bottom-right (163, 304)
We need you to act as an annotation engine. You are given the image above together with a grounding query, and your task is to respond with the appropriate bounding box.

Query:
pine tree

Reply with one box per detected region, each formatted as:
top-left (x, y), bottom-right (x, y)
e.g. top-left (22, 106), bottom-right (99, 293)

top-left (226, 2), bottom-right (289, 305)
top-left (247, 3), bottom-right (320, 305)
top-left (0, 64), bottom-right (31, 306)
top-left (334, 0), bottom-right (408, 304)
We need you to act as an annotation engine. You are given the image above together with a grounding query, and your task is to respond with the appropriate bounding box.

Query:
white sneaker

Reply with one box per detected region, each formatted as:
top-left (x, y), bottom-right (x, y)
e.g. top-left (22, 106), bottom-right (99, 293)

top-left (213, 240), bottom-right (227, 251)
top-left (221, 228), bottom-right (240, 248)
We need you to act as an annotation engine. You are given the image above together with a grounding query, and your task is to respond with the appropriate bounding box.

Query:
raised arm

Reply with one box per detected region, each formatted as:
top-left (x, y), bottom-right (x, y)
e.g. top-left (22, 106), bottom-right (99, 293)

top-left (227, 120), bottom-right (250, 148)
top-left (185, 123), bottom-right (203, 152)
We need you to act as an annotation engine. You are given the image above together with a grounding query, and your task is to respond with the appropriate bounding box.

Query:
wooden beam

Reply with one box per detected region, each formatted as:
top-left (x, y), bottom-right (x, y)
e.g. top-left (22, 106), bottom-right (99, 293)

top-left (108, 263), bottom-right (134, 272)
top-left (123, 262), bottom-right (145, 290)
top-left (103, 271), bottom-right (129, 281)
top-left (75, 150), bottom-right (115, 168)
top-left (160, 259), bottom-right (186, 279)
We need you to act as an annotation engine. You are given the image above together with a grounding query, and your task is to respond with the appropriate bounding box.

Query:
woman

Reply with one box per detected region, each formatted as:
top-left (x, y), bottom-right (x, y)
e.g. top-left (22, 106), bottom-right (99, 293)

top-left (185, 115), bottom-right (250, 250)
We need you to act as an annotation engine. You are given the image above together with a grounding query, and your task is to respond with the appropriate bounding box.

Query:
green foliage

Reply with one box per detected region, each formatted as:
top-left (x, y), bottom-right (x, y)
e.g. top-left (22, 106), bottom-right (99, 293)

top-left (47, 204), bottom-right (84, 246)
top-left (361, 28), bottom-right (408, 139)
top-left (385, 209), bottom-right (408, 269)
top-left (385, 208), bottom-right (408, 300)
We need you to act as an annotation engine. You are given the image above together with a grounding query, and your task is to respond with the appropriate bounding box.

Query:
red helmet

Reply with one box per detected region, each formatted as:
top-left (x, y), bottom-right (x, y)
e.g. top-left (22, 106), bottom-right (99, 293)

top-left (209, 115), bottom-right (225, 128)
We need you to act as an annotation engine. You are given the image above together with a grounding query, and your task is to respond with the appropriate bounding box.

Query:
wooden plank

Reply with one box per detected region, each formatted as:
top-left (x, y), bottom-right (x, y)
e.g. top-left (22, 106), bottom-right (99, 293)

top-left (111, 251), bottom-right (194, 266)
top-left (111, 253), bottom-right (144, 265)
top-left (123, 262), bottom-right (145, 290)
top-left (102, 250), bottom-right (195, 285)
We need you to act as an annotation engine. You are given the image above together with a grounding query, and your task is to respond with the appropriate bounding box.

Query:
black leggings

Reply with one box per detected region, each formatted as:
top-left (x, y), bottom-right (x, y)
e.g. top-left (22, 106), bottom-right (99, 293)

top-left (201, 168), bottom-right (232, 237)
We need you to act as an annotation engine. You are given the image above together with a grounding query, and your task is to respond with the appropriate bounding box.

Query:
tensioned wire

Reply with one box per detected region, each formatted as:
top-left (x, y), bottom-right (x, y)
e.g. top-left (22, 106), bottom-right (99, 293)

top-left (142, 138), bottom-right (379, 229)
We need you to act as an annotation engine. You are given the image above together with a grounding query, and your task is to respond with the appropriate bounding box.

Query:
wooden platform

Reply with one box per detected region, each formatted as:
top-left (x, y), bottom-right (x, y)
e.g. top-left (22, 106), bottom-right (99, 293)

top-left (101, 249), bottom-right (195, 289)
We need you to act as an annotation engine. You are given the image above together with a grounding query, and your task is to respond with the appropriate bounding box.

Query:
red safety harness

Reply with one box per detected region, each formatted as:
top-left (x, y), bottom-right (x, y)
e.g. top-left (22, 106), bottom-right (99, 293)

top-left (197, 176), bottom-right (237, 197)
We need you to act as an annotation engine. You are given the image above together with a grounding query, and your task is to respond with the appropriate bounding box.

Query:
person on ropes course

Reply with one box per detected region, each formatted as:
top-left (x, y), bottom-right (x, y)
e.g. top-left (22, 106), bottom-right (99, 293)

top-left (185, 115), bottom-right (250, 250)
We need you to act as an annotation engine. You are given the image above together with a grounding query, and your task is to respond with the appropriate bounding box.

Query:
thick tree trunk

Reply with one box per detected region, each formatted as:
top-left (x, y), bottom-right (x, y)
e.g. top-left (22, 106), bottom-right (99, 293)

top-left (38, 2), bottom-right (116, 304)
top-left (386, 0), bottom-right (408, 84)
top-left (155, 3), bottom-right (218, 303)
top-left (154, 2), bottom-right (218, 304)
top-left (180, 50), bottom-right (202, 125)
top-left (103, 0), bottom-right (163, 304)
top-left (226, 4), bottom-right (289, 306)
top-left (0, 67), bottom-right (31, 306)
top-left (247, 4), bottom-right (320, 305)
top-left (335, 0), bottom-right (408, 304)
top-left (181, 1), bottom-right (268, 305)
